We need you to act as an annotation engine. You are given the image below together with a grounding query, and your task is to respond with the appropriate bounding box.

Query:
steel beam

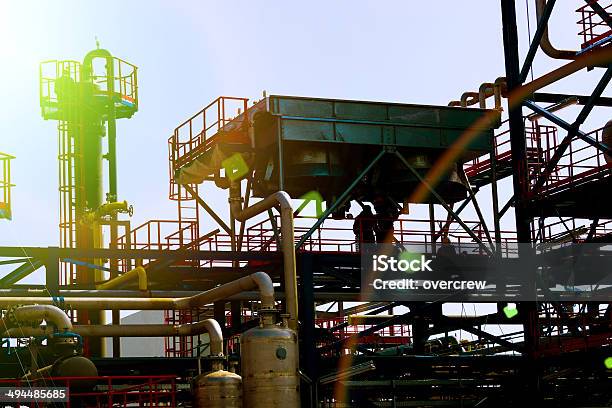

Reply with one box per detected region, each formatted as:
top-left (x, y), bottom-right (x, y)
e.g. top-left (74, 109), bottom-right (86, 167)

top-left (533, 92), bottom-right (612, 107)
top-left (394, 150), bottom-right (493, 255)
top-left (465, 181), bottom-right (494, 249)
top-left (0, 259), bottom-right (43, 287)
top-left (183, 184), bottom-right (232, 235)
top-left (433, 196), bottom-right (471, 242)
top-left (295, 149), bottom-right (386, 250)
top-left (0, 246), bottom-right (283, 261)
top-left (524, 83), bottom-right (612, 192)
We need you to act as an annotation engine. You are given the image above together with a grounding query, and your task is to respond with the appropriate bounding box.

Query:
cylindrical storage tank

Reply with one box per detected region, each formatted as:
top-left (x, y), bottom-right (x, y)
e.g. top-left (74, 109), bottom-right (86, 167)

top-left (603, 120), bottom-right (612, 164)
top-left (193, 369), bottom-right (242, 408)
top-left (50, 355), bottom-right (98, 390)
top-left (240, 313), bottom-right (300, 407)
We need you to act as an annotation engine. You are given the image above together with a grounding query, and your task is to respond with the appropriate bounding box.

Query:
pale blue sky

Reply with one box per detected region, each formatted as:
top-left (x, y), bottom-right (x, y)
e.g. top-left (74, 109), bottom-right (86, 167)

top-left (0, 0), bottom-right (609, 344)
top-left (0, 0), bottom-right (608, 247)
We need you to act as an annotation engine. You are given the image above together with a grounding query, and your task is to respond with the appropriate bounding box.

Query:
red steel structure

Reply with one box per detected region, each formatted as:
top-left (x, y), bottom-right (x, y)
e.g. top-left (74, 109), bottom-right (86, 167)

top-left (0, 376), bottom-right (177, 407)
top-left (577, 1), bottom-right (612, 49)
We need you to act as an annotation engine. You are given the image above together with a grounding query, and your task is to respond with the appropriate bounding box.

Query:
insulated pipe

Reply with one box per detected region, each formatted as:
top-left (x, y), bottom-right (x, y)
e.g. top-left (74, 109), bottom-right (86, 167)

top-left (478, 83), bottom-right (495, 109)
top-left (4, 319), bottom-right (225, 356)
top-left (7, 305), bottom-right (72, 332)
top-left (535, 0), bottom-right (578, 60)
top-left (453, 78), bottom-right (507, 110)
top-left (494, 77), bottom-right (507, 109)
top-left (228, 183), bottom-right (298, 330)
top-left (175, 271), bottom-right (275, 310)
top-left (0, 289), bottom-right (361, 302)
top-left (460, 92), bottom-right (480, 107)
top-left (96, 266), bottom-right (147, 291)
top-left (0, 271), bottom-right (275, 311)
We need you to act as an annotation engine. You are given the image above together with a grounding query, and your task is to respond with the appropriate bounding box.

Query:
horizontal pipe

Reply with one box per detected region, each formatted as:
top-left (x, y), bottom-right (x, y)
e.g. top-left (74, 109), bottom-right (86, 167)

top-left (0, 272), bottom-right (274, 311)
top-left (174, 271), bottom-right (274, 310)
top-left (4, 319), bottom-right (224, 356)
top-left (0, 289), bottom-right (360, 302)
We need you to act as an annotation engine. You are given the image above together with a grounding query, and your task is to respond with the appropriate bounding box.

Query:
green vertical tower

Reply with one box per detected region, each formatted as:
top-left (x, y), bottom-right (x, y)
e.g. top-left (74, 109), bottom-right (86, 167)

top-left (40, 48), bottom-right (138, 356)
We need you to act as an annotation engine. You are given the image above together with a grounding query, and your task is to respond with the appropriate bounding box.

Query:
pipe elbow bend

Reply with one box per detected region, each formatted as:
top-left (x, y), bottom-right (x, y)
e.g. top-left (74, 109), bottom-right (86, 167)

top-left (135, 266), bottom-right (148, 291)
top-left (201, 319), bottom-right (224, 356)
top-left (272, 191), bottom-right (293, 211)
top-left (13, 305), bottom-right (72, 333)
top-left (251, 272), bottom-right (275, 309)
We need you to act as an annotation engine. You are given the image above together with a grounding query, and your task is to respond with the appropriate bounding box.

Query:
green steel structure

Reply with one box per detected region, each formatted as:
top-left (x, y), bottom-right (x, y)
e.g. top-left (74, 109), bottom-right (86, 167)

top-left (174, 95), bottom-right (500, 205)
top-left (39, 48), bottom-right (138, 355)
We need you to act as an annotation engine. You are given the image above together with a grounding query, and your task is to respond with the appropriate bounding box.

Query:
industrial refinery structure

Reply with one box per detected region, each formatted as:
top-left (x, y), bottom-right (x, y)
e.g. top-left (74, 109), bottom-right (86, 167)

top-left (1, 0), bottom-right (612, 406)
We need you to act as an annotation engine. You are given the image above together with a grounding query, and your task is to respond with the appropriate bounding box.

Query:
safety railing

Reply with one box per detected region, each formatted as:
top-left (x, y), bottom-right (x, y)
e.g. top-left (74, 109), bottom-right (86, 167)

top-left (535, 303), bottom-right (612, 357)
top-left (316, 317), bottom-right (412, 345)
top-left (169, 96), bottom-right (249, 171)
top-left (0, 375), bottom-right (176, 407)
top-left (532, 124), bottom-right (612, 195)
top-left (117, 220), bottom-right (198, 251)
top-left (577, 1), bottom-right (612, 49)
top-left (90, 56), bottom-right (139, 110)
top-left (238, 215), bottom-right (517, 255)
top-left (464, 120), bottom-right (556, 183)
top-left (115, 219), bottom-right (202, 272)
top-left (532, 217), bottom-right (612, 243)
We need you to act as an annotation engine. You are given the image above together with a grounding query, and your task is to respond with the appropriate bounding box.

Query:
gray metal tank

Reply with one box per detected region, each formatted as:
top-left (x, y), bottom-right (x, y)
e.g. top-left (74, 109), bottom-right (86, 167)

top-left (193, 362), bottom-right (242, 408)
top-left (51, 355), bottom-right (98, 390)
top-left (240, 311), bottom-right (300, 408)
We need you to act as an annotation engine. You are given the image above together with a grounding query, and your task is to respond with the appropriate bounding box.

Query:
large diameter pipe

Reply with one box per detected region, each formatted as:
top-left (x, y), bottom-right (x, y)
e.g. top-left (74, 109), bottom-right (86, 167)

top-left (6, 305), bottom-right (73, 332)
top-left (535, 0), bottom-right (577, 60)
top-left (175, 271), bottom-right (274, 310)
top-left (0, 272), bottom-right (274, 311)
top-left (228, 183), bottom-right (298, 330)
top-left (4, 319), bottom-right (225, 356)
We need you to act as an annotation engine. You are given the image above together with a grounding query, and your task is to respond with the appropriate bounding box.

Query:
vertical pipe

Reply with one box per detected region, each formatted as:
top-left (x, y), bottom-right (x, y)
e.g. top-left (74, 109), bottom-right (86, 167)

top-left (110, 223), bottom-right (120, 358)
